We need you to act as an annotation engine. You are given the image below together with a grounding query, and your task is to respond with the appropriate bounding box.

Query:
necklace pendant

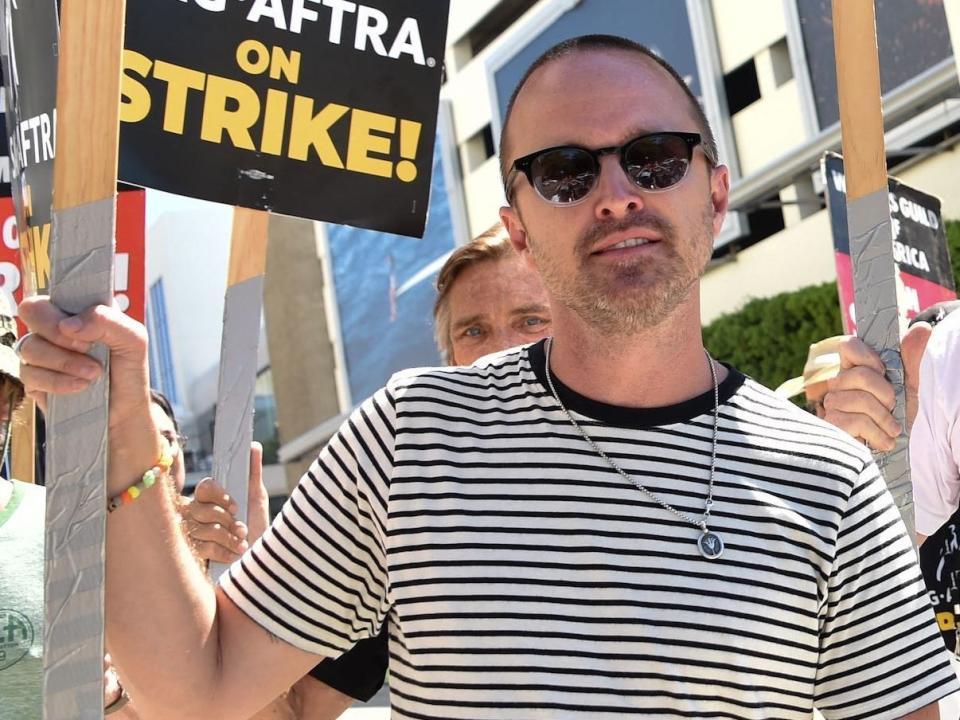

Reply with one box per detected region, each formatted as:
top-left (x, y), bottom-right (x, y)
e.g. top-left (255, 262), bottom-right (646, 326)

top-left (698, 530), bottom-right (724, 560)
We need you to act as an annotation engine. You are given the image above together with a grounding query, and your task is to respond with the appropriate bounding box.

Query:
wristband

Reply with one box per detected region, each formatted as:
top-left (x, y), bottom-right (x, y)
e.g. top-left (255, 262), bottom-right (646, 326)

top-left (107, 451), bottom-right (174, 513)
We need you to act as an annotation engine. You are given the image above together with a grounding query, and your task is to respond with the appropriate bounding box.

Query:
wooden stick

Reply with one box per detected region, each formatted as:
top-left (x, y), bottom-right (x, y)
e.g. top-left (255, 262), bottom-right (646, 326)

top-left (11, 399), bottom-right (35, 483)
top-left (832, 0), bottom-right (913, 536)
top-left (44, 0), bottom-right (125, 716)
top-left (208, 206), bottom-right (269, 580)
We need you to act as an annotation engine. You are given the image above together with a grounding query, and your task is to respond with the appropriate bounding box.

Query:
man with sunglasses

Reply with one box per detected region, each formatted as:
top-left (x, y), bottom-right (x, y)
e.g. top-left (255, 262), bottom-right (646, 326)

top-left (16, 35), bottom-right (956, 720)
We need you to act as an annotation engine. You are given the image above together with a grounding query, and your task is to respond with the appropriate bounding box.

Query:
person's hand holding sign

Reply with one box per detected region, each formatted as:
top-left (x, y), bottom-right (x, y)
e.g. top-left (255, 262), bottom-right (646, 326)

top-left (183, 443), bottom-right (270, 565)
top-left (823, 322), bottom-right (933, 451)
top-left (17, 297), bottom-right (164, 492)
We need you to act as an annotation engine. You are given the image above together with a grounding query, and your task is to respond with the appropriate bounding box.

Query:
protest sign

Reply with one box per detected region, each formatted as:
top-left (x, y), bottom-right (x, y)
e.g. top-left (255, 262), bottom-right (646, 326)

top-left (208, 206), bottom-right (268, 579)
top-left (0, 189), bottom-right (146, 331)
top-left (823, 152), bottom-right (957, 334)
top-left (121, 0), bottom-right (449, 238)
top-left (0, 64), bottom-right (10, 197)
top-left (832, 0), bottom-right (912, 537)
top-left (0, 0), bottom-right (59, 298)
top-left (0, 0), bottom-right (60, 488)
top-left (6, 0), bottom-right (126, 713)
top-left (106, 1), bottom-right (453, 558)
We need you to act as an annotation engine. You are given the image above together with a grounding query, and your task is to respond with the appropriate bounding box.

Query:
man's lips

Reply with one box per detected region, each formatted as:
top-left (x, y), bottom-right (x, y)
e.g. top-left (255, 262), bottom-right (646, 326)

top-left (590, 230), bottom-right (662, 256)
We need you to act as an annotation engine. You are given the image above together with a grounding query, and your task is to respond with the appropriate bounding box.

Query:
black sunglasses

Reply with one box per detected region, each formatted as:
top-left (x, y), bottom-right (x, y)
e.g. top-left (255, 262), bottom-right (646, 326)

top-left (506, 131), bottom-right (706, 206)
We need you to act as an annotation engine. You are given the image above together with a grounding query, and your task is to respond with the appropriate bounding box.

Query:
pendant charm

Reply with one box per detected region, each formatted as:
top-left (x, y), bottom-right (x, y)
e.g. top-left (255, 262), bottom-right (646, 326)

top-left (698, 530), bottom-right (724, 560)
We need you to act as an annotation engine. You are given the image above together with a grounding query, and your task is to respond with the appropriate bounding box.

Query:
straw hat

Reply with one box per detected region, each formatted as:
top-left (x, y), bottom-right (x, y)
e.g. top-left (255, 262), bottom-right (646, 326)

top-left (775, 335), bottom-right (850, 398)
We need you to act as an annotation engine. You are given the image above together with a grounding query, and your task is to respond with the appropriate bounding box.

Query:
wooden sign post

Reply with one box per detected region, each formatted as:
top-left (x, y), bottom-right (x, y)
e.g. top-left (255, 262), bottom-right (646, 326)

top-left (209, 207), bottom-right (269, 579)
top-left (832, 0), bottom-right (913, 537)
top-left (44, 1), bottom-right (125, 717)
top-left (11, 400), bottom-right (35, 483)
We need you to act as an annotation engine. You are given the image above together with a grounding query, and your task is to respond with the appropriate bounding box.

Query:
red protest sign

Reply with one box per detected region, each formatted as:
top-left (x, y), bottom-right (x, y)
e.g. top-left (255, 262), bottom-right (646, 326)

top-left (823, 152), bottom-right (957, 333)
top-left (0, 188), bottom-right (146, 333)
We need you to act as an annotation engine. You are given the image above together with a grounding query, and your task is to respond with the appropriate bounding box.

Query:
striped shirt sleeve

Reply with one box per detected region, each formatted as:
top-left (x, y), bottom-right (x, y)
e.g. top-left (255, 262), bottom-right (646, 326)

top-left (814, 460), bottom-right (958, 719)
top-left (219, 385), bottom-right (397, 658)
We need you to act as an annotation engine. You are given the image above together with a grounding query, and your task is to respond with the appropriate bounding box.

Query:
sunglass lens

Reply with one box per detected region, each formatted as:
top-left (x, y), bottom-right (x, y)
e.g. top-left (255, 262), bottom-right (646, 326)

top-left (623, 134), bottom-right (691, 190)
top-left (531, 148), bottom-right (597, 204)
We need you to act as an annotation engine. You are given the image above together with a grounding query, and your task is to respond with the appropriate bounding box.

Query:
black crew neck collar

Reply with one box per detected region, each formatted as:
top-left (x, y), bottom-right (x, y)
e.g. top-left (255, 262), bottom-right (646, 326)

top-left (527, 338), bottom-right (746, 429)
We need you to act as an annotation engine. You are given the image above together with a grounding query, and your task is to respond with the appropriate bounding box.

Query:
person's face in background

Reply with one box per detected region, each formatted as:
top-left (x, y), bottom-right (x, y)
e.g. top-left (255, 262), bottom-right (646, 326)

top-left (446, 255), bottom-right (552, 365)
top-left (151, 401), bottom-right (186, 492)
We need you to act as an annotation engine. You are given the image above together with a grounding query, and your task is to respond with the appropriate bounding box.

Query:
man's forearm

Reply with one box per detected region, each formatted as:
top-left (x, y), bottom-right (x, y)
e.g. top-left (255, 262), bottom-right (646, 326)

top-left (287, 675), bottom-right (355, 720)
top-left (106, 470), bottom-right (222, 718)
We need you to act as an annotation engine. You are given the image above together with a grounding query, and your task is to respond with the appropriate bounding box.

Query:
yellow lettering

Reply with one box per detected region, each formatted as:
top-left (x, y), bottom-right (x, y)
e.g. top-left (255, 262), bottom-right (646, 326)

top-left (200, 75), bottom-right (260, 150)
top-left (270, 46), bottom-right (301, 84)
top-left (118, 48), bottom-right (416, 180)
top-left (288, 98), bottom-right (348, 167)
top-left (120, 50), bottom-right (153, 124)
top-left (346, 109), bottom-right (394, 178)
top-left (261, 89), bottom-right (288, 156)
top-left (236, 39), bottom-right (271, 76)
top-left (937, 611), bottom-right (956, 631)
top-left (29, 223), bottom-right (51, 290)
top-left (153, 61), bottom-right (206, 134)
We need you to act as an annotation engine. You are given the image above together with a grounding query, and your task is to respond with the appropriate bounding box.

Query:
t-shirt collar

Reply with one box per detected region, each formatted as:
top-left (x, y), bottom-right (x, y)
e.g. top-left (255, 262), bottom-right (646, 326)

top-left (527, 338), bottom-right (746, 428)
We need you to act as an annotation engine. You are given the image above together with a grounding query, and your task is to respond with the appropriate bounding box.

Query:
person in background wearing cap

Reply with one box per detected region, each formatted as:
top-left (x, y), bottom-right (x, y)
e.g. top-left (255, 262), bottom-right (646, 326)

top-left (817, 303), bottom-right (960, 653)
top-left (818, 301), bottom-right (960, 542)
top-left (0, 294), bottom-right (142, 718)
top-left (777, 311), bottom-right (960, 719)
top-left (775, 335), bottom-right (848, 417)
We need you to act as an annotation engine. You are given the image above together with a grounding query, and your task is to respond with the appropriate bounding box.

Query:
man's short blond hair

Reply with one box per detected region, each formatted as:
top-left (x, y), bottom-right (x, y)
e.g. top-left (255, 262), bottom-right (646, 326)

top-left (433, 222), bottom-right (514, 364)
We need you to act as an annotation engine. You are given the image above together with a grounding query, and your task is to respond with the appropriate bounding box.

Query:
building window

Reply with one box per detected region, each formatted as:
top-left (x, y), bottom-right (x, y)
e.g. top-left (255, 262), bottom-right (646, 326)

top-left (254, 368), bottom-right (280, 466)
top-left (147, 278), bottom-right (179, 405)
top-left (723, 58), bottom-right (761, 116)
top-left (451, 0), bottom-right (539, 70)
top-left (769, 38), bottom-right (793, 89)
top-left (462, 123), bottom-right (496, 172)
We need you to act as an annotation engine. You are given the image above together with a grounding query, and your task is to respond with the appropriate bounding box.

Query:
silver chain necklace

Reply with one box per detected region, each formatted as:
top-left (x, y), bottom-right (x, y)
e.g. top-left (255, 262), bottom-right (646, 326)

top-left (543, 337), bottom-right (725, 560)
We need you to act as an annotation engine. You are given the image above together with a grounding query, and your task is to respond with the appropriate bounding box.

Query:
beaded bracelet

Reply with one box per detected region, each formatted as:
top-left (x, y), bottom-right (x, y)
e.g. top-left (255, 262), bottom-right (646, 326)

top-left (107, 451), bottom-right (174, 513)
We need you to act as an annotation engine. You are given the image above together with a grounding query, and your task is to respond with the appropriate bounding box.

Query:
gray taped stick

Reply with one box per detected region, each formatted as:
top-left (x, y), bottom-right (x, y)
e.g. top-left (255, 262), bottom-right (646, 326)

top-left (847, 188), bottom-right (913, 537)
top-left (209, 274), bottom-right (264, 581)
top-left (44, 198), bottom-right (115, 720)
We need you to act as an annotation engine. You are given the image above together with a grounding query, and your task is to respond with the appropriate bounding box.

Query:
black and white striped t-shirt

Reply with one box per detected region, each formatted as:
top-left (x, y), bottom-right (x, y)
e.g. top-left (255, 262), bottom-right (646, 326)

top-left (222, 341), bottom-right (957, 719)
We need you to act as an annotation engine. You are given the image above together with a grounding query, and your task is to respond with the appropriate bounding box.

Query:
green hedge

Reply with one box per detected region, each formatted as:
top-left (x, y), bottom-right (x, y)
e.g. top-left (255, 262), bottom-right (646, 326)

top-left (703, 282), bottom-right (843, 393)
top-left (949, 219), bottom-right (960, 288)
top-left (703, 219), bottom-right (960, 393)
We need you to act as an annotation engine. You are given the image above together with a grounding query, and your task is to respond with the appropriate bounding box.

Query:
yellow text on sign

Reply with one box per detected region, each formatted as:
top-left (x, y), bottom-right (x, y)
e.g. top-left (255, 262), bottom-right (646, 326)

top-left (936, 611), bottom-right (956, 631)
top-left (20, 222), bottom-right (51, 292)
top-left (120, 43), bottom-right (422, 183)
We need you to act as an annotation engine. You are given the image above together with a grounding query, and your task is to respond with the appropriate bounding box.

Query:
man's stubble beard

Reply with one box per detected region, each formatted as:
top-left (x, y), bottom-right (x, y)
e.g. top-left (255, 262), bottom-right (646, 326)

top-left (527, 202), bottom-right (715, 337)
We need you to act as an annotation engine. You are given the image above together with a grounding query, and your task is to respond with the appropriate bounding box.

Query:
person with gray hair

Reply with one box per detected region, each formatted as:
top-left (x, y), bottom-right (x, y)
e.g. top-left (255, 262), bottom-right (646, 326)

top-left (433, 221), bottom-right (551, 365)
top-left (0, 293), bottom-right (142, 717)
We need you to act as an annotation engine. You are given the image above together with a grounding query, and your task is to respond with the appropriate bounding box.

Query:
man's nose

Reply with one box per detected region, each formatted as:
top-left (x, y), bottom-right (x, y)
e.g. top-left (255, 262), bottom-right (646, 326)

top-left (592, 154), bottom-right (645, 220)
top-left (493, 327), bottom-right (530, 354)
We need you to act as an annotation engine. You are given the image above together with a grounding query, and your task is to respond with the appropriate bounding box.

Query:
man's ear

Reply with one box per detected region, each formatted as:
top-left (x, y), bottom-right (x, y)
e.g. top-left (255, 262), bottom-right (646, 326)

top-left (500, 206), bottom-right (534, 266)
top-left (709, 164), bottom-right (731, 238)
